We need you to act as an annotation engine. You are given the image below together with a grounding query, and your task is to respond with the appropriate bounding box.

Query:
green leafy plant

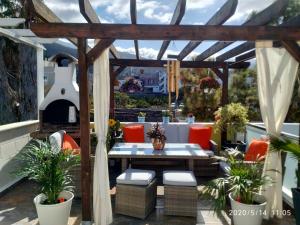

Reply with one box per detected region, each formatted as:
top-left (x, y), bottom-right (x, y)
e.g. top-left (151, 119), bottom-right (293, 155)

top-left (162, 110), bottom-right (171, 117)
top-left (214, 103), bottom-right (249, 143)
top-left (203, 156), bottom-right (271, 212)
top-left (138, 112), bottom-right (146, 117)
top-left (17, 140), bottom-right (80, 204)
top-left (107, 119), bottom-right (122, 150)
top-left (270, 136), bottom-right (300, 188)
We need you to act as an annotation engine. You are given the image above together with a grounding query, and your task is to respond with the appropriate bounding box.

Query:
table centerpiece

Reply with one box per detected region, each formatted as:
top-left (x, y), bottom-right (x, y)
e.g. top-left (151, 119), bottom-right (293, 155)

top-left (147, 122), bottom-right (167, 150)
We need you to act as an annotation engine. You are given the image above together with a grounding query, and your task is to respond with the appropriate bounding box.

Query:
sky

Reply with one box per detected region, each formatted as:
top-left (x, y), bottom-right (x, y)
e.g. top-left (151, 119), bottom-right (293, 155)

top-left (44, 0), bottom-right (275, 60)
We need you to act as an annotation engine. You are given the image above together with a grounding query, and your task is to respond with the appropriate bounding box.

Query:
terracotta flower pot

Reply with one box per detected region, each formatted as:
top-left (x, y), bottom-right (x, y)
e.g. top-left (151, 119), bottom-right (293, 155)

top-left (151, 138), bottom-right (165, 150)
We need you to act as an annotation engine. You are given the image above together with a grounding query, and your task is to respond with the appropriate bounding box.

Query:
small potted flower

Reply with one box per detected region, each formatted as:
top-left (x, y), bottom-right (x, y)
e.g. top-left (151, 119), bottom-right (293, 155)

top-left (162, 110), bottom-right (171, 124)
top-left (138, 112), bottom-right (146, 123)
top-left (186, 113), bottom-right (195, 124)
top-left (17, 140), bottom-right (80, 225)
top-left (107, 118), bottom-right (122, 151)
top-left (146, 123), bottom-right (167, 150)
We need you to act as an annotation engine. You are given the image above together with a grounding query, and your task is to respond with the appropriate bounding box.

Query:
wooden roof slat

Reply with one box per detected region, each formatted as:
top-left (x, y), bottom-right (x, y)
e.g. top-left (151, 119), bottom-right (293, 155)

top-left (130, 0), bottom-right (139, 60)
top-left (195, 0), bottom-right (289, 61)
top-left (217, 15), bottom-right (300, 61)
top-left (87, 39), bottom-right (115, 64)
top-left (216, 42), bottom-right (255, 61)
top-left (177, 0), bottom-right (237, 61)
top-left (234, 50), bottom-right (255, 63)
top-left (78, 0), bottom-right (119, 58)
top-left (110, 58), bottom-right (250, 69)
top-left (31, 23), bottom-right (300, 41)
top-left (282, 40), bottom-right (300, 63)
top-left (30, 0), bottom-right (78, 46)
top-left (156, 0), bottom-right (186, 60)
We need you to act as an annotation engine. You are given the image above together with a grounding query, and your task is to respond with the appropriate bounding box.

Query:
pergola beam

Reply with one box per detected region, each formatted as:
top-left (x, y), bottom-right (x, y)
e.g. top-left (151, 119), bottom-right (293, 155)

top-left (177, 0), bottom-right (237, 61)
top-left (216, 15), bottom-right (300, 61)
top-left (79, 0), bottom-right (119, 58)
top-left (195, 0), bottom-right (289, 61)
top-left (130, 0), bottom-right (139, 60)
top-left (30, 23), bottom-right (300, 41)
top-left (110, 59), bottom-right (249, 69)
top-left (157, 0), bottom-right (186, 60)
top-left (87, 39), bottom-right (115, 64)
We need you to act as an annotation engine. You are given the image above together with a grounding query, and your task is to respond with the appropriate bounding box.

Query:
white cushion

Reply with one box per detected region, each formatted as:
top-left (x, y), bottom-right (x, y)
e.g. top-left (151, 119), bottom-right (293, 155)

top-left (117, 169), bottom-right (156, 186)
top-left (163, 171), bottom-right (197, 187)
top-left (203, 150), bottom-right (214, 157)
top-left (49, 130), bottom-right (65, 153)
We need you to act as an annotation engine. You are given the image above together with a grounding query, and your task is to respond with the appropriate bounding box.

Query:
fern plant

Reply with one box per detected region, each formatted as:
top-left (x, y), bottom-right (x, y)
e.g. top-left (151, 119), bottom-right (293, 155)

top-left (203, 156), bottom-right (272, 212)
top-left (17, 140), bottom-right (80, 204)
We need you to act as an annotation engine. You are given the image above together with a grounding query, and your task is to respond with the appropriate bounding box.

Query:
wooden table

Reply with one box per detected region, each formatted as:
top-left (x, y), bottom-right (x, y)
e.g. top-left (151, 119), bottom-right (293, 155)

top-left (108, 143), bottom-right (209, 171)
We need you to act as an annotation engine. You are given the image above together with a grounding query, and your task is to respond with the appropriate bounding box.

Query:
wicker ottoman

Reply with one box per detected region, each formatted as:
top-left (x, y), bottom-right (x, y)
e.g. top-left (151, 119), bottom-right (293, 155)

top-left (115, 169), bottom-right (157, 219)
top-left (163, 171), bottom-right (198, 217)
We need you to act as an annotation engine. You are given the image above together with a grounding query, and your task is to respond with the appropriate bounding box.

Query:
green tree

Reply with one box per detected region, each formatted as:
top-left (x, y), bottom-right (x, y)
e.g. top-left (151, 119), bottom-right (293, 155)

top-left (181, 68), bottom-right (221, 121)
top-left (0, 0), bottom-right (22, 18)
top-left (229, 68), bottom-right (261, 121)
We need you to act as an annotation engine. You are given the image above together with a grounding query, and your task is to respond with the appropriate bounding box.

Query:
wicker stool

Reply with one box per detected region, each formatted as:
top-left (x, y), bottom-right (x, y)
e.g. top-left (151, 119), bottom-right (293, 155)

top-left (163, 171), bottom-right (198, 217)
top-left (115, 169), bottom-right (157, 219)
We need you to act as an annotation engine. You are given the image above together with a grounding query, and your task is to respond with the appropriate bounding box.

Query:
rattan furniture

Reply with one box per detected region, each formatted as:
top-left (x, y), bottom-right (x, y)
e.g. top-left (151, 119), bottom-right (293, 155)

top-left (115, 169), bottom-right (157, 219)
top-left (163, 171), bottom-right (198, 217)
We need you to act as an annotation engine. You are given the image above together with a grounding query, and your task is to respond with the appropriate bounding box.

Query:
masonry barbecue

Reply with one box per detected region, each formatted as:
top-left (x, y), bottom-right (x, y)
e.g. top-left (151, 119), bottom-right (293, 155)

top-left (36, 53), bottom-right (80, 138)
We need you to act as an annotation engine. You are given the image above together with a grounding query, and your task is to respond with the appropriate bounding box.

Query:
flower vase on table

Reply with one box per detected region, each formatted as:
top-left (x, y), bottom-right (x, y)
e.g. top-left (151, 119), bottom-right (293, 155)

top-left (147, 122), bottom-right (167, 151)
top-left (151, 138), bottom-right (165, 150)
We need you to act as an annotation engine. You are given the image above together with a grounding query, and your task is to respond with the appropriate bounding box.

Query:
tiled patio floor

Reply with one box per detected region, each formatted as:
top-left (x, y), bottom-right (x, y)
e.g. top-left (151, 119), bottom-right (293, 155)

top-left (0, 180), bottom-right (296, 225)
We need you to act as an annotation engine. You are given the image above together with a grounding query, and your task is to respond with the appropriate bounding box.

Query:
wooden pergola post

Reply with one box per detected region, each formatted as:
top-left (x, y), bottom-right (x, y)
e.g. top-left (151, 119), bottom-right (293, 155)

top-left (109, 64), bottom-right (115, 118)
top-left (78, 38), bottom-right (92, 223)
top-left (221, 63), bottom-right (229, 146)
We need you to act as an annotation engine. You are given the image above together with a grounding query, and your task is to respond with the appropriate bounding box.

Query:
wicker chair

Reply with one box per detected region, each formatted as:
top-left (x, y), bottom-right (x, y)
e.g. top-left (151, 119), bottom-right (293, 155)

top-left (115, 169), bottom-right (157, 219)
top-left (163, 170), bottom-right (198, 217)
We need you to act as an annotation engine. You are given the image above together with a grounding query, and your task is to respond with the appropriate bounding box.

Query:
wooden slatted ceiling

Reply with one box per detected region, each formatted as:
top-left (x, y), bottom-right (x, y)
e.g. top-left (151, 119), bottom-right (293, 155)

top-left (177, 0), bottom-right (237, 61)
top-left (217, 15), bottom-right (300, 62)
top-left (156, 0), bottom-right (186, 60)
top-left (195, 0), bottom-right (289, 61)
top-left (130, 0), bottom-right (139, 60)
top-left (78, 0), bottom-right (119, 58)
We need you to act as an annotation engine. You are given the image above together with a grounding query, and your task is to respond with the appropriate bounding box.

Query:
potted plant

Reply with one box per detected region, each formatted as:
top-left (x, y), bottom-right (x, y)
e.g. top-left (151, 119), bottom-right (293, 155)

top-left (107, 118), bottom-right (122, 151)
top-left (203, 156), bottom-right (271, 225)
top-left (214, 103), bottom-right (249, 151)
top-left (17, 140), bottom-right (80, 225)
top-left (162, 110), bottom-right (171, 124)
top-left (270, 136), bottom-right (300, 225)
top-left (146, 122), bottom-right (167, 150)
top-left (138, 112), bottom-right (146, 122)
top-left (186, 112), bottom-right (195, 124)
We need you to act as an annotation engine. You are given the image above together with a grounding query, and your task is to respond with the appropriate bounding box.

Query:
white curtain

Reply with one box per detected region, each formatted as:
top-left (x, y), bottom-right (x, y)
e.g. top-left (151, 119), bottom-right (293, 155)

top-left (256, 41), bottom-right (299, 219)
top-left (93, 47), bottom-right (113, 225)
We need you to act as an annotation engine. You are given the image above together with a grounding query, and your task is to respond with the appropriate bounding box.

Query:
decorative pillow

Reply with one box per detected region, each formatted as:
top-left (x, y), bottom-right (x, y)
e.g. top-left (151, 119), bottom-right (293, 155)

top-left (188, 126), bottom-right (212, 150)
top-left (244, 139), bottom-right (268, 161)
top-left (123, 125), bottom-right (145, 143)
top-left (62, 134), bottom-right (80, 154)
top-left (49, 130), bottom-right (66, 153)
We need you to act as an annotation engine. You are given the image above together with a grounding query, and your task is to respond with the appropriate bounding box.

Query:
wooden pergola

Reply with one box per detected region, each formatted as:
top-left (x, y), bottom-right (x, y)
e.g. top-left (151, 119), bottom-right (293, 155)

top-left (26, 0), bottom-right (300, 222)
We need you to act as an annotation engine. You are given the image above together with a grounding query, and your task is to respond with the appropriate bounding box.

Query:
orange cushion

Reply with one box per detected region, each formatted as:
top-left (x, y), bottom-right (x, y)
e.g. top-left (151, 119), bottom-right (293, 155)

top-left (123, 125), bottom-right (145, 143)
top-left (244, 140), bottom-right (268, 161)
top-left (188, 126), bottom-right (212, 150)
top-left (62, 134), bottom-right (80, 153)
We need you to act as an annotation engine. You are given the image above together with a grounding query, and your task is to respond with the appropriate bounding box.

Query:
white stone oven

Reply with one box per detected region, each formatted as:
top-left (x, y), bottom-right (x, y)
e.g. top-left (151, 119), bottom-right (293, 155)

top-left (39, 53), bottom-right (80, 136)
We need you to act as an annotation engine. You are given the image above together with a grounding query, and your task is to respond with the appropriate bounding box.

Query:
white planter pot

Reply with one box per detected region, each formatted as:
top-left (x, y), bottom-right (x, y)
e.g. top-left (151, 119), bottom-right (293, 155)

top-left (229, 192), bottom-right (266, 225)
top-left (34, 190), bottom-right (74, 225)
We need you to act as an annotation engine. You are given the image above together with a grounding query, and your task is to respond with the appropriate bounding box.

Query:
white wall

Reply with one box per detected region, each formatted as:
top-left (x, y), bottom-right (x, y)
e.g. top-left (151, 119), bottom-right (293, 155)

top-left (0, 121), bottom-right (38, 193)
